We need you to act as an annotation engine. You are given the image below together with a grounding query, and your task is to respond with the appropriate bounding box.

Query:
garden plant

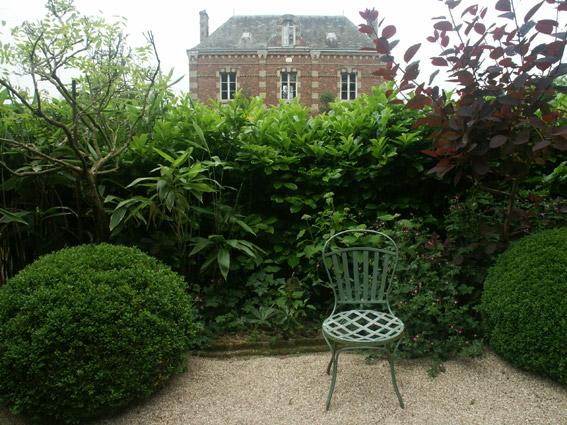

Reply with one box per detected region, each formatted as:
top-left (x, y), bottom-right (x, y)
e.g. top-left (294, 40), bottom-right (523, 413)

top-left (481, 227), bottom-right (567, 384)
top-left (0, 244), bottom-right (198, 424)
top-left (0, 0), bottom-right (565, 421)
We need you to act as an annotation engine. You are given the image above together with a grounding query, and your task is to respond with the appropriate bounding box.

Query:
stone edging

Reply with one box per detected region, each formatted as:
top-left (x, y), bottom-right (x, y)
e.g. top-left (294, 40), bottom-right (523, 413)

top-left (193, 336), bottom-right (328, 358)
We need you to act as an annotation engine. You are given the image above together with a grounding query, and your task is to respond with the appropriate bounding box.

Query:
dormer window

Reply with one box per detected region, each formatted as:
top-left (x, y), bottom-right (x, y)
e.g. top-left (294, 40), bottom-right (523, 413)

top-left (326, 32), bottom-right (337, 48)
top-left (282, 21), bottom-right (295, 46)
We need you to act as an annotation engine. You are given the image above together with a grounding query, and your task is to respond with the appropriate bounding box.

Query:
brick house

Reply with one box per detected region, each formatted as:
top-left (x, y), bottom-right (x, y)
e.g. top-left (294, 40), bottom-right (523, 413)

top-left (187, 11), bottom-right (384, 112)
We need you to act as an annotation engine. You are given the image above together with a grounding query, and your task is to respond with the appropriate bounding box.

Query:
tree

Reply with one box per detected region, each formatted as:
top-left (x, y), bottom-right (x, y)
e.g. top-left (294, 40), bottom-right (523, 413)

top-left (0, 0), bottom-right (162, 240)
top-left (360, 0), bottom-right (566, 241)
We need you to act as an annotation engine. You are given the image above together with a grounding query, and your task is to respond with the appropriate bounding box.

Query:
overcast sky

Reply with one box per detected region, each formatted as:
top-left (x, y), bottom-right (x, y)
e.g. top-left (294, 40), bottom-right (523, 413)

top-left (1, 0), bottom-right (562, 93)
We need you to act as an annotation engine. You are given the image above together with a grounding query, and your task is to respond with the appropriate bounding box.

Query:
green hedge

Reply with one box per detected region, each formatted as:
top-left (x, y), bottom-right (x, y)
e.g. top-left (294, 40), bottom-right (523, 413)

top-left (0, 244), bottom-right (199, 424)
top-left (481, 228), bottom-right (567, 384)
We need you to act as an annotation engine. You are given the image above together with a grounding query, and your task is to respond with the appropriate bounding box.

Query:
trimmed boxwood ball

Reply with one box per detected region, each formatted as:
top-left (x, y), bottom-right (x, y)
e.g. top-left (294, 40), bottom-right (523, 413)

top-left (480, 228), bottom-right (567, 385)
top-left (0, 244), bottom-right (199, 424)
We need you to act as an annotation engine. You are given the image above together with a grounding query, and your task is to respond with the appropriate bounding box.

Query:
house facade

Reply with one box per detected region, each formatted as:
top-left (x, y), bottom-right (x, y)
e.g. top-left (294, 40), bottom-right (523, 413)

top-left (187, 12), bottom-right (384, 112)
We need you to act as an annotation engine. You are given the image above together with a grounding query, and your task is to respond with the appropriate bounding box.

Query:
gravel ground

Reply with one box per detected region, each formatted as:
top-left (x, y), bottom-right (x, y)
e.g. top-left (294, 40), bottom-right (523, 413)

top-left (1, 351), bottom-right (566, 425)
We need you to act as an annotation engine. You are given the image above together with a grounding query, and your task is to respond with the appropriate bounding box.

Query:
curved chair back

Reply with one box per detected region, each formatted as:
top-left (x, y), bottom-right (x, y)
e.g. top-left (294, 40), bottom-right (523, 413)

top-left (322, 229), bottom-right (398, 308)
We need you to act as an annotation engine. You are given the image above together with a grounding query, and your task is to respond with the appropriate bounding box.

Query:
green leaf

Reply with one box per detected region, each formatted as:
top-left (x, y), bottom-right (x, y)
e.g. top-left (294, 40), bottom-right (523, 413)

top-left (234, 219), bottom-right (256, 235)
top-left (217, 248), bottom-right (230, 280)
top-left (126, 177), bottom-right (157, 188)
top-left (226, 239), bottom-right (257, 258)
top-left (187, 182), bottom-right (216, 193)
top-left (283, 182), bottom-right (298, 190)
top-left (287, 254), bottom-right (300, 268)
top-left (153, 148), bottom-right (175, 163)
top-left (156, 179), bottom-right (168, 199)
top-left (164, 191), bottom-right (176, 211)
top-left (171, 148), bottom-right (192, 168)
top-left (193, 122), bottom-right (207, 147)
top-left (378, 213), bottom-right (399, 221)
top-left (85, 142), bottom-right (99, 159)
top-left (109, 208), bottom-right (126, 231)
top-left (236, 239), bottom-right (267, 255)
top-left (0, 208), bottom-right (29, 225)
top-left (189, 238), bottom-right (213, 256)
top-left (200, 253), bottom-right (217, 272)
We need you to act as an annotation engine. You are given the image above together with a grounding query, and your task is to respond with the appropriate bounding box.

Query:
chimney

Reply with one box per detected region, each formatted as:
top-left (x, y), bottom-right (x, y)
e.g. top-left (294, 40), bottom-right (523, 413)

top-left (199, 10), bottom-right (209, 43)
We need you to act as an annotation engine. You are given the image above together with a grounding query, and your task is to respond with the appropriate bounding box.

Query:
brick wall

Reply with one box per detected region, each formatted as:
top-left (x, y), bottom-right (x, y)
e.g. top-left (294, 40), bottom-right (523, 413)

top-left (189, 51), bottom-right (384, 112)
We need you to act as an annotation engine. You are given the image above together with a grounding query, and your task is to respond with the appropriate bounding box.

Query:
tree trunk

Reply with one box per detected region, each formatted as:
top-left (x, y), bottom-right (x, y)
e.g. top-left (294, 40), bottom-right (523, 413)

top-left (502, 179), bottom-right (519, 242)
top-left (83, 171), bottom-right (109, 242)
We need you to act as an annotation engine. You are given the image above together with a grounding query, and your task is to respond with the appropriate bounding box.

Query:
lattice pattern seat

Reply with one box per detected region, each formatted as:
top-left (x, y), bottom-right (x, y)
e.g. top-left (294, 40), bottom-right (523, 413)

top-left (323, 310), bottom-right (404, 343)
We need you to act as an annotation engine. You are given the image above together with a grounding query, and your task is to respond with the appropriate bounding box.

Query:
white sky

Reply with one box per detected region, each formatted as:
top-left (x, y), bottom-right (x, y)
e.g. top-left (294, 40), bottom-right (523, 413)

top-left (0, 0), bottom-right (562, 93)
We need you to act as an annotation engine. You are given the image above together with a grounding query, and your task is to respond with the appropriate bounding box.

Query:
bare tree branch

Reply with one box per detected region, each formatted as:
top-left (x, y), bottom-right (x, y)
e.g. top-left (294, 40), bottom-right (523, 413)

top-left (0, 158), bottom-right (62, 176)
top-left (0, 137), bottom-right (81, 172)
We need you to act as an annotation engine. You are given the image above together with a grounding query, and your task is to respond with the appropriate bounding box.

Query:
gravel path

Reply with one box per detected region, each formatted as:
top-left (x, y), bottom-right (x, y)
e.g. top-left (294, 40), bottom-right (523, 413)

top-left (1, 351), bottom-right (566, 425)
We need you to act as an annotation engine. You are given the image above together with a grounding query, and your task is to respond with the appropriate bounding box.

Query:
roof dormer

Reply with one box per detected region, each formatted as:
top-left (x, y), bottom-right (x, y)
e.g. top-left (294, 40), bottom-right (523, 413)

top-left (326, 32), bottom-right (337, 48)
top-left (281, 15), bottom-right (297, 47)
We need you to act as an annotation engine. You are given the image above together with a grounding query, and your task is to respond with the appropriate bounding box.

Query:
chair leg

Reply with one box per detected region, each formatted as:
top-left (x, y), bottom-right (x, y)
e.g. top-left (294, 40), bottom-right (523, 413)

top-left (326, 350), bottom-right (334, 375)
top-left (387, 347), bottom-right (404, 408)
top-left (323, 334), bottom-right (335, 375)
top-left (325, 350), bottom-right (339, 411)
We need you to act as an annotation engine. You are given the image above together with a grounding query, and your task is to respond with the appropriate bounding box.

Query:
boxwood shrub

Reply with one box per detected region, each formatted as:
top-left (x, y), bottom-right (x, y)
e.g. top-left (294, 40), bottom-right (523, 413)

top-left (480, 228), bottom-right (567, 384)
top-left (0, 243), bottom-right (199, 424)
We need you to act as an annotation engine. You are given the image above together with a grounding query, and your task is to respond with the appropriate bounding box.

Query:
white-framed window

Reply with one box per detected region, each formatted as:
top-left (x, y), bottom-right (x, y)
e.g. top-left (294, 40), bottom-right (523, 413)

top-left (281, 72), bottom-right (297, 100)
top-left (340, 72), bottom-right (357, 100)
top-left (282, 22), bottom-right (295, 46)
top-left (220, 72), bottom-right (237, 100)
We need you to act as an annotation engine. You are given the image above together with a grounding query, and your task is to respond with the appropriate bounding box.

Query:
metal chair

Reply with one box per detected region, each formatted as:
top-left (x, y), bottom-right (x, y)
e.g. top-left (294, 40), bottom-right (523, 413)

top-left (321, 229), bottom-right (405, 410)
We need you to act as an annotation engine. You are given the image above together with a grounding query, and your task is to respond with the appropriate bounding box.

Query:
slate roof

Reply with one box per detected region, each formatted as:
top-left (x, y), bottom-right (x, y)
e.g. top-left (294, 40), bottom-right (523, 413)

top-left (191, 15), bottom-right (373, 51)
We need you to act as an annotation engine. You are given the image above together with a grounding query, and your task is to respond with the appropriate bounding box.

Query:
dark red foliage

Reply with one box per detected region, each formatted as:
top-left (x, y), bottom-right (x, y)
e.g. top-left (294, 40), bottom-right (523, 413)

top-left (372, 68), bottom-right (396, 80)
top-left (524, 1), bottom-right (544, 22)
top-left (404, 62), bottom-right (420, 80)
top-left (374, 37), bottom-right (391, 54)
top-left (447, 0), bottom-right (462, 9)
top-left (407, 94), bottom-right (431, 109)
top-left (461, 4), bottom-right (478, 17)
top-left (490, 135), bottom-right (508, 148)
top-left (431, 57), bottom-right (449, 66)
top-left (360, 8), bottom-right (379, 22)
top-left (535, 19), bottom-right (558, 34)
top-left (499, 57), bottom-right (515, 67)
top-left (490, 46), bottom-right (504, 59)
top-left (492, 25), bottom-right (507, 40)
top-left (360, 0), bottom-right (566, 241)
top-left (404, 43), bottom-right (421, 62)
top-left (434, 21), bottom-right (454, 31)
top-left (382, 25), bottom-right (397, 39)
top-left (495, 0), bottom-right (512, 11)
top-left (474, 23), bottom-right (486, 34)
top-left (358, 24), bottom-right (374, 35)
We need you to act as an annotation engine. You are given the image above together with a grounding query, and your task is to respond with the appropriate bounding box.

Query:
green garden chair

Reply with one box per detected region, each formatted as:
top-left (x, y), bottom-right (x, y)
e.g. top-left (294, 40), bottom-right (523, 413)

top-left (321, 229), bottom-right (405, 410)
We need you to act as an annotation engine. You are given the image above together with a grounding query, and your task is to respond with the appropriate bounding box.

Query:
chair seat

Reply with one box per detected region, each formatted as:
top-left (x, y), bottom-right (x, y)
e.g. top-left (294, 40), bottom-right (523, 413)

top-left (323, 309), bottom-right (404, 344)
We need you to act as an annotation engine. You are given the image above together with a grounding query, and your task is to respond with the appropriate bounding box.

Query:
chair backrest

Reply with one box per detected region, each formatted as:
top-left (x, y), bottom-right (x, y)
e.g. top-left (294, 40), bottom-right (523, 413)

top-left (322, 229), bottom-right (398, 307)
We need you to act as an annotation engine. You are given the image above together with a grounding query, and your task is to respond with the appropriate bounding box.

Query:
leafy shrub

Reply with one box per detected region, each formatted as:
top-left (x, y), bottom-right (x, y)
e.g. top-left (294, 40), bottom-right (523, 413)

top-left (361, 1), bottom-right (567, 243)
top-left (481, 228), bottom-right (567, 384)
top-left (384, 219), bottom-right (482, 359)
top-left (107, 87), bottom-right (456, 340)
top-left (319, 91), bottom-right (336, 113)
top-left (0, 244), bottom-right (199, 424)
